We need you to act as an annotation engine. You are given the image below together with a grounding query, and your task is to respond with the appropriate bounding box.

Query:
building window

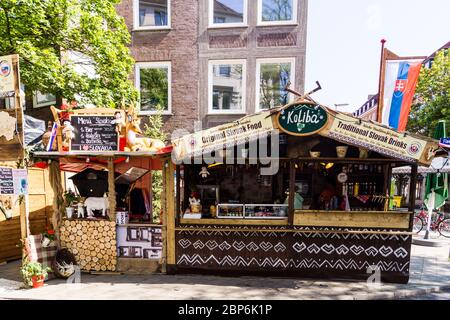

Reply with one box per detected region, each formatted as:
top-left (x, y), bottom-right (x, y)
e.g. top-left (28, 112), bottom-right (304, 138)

top-left (257, 0), bottom-right (297, 25)
top-left (209, 0), bottom-right (247, 28)
top-left (134, 0), bottom-right (170, 30)
top-left (208, 60), bottom-right (246, 114)
top-left (135, 62), bottom-right (171, 115)
top-left (33, 92), bottom-right (56, 108)
top-left (256, 58), bottom-right (295, 111)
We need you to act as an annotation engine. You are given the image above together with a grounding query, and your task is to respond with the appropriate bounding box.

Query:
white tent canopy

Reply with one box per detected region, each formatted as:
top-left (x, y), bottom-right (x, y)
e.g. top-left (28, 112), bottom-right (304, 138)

top-left (392, 156), bottom-right (450, 174)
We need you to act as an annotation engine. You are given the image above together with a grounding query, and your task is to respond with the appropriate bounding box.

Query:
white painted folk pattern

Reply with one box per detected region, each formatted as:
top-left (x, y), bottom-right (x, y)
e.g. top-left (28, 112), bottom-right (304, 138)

top-left (177, 254), bottom-right (410, 272)
top-left (177, 238), bottom-right (409, 258)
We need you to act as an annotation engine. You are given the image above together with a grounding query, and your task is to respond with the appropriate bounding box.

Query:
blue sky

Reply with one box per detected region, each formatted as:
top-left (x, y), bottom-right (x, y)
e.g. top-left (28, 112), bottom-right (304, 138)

top-left (305, 0), bottom-right (450, 113)
top-left (218, 0), bottom-right (244, 12)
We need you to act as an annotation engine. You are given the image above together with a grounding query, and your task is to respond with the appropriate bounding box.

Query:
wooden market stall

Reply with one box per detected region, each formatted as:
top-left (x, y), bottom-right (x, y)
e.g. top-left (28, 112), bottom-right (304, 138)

top-left (168, 98), bottom-right (441, 283)
top-left (32, 152), bottom-right (169, 273)
top-left (32, 106), bottom-right (171, 274)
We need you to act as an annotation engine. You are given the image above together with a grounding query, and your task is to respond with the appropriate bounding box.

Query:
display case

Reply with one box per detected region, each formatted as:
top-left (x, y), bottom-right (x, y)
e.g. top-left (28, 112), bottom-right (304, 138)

top-left (245, 204), bottom-right (288, 219)
top-left (217, 204), bottom-right (244, 219)
top-left (216, 204), bottom-right (288, 219)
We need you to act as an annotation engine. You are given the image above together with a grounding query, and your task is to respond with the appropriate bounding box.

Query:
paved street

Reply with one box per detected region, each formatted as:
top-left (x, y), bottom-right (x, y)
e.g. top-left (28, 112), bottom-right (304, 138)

top-left (400, 288), bottom-right (450, 300)
top-left (0, 236), bottom-right (449, 300)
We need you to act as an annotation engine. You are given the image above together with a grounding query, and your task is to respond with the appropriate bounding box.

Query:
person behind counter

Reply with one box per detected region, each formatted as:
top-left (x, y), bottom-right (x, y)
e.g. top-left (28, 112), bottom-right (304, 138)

top-left (284, 186), bottom-right (304, 210)
top-left (310, 182), bottom-right (340, 211)
top-left (319, 183), bottom-right (339, 210)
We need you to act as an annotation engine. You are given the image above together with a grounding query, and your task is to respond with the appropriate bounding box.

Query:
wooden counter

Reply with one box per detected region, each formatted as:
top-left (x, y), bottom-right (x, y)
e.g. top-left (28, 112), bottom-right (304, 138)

top-left (179, 218), bottom-right (289, 226)
top-left (117, 223), bottom-right (162, 228)
top-left (294, 210), bottom-right (411, 229)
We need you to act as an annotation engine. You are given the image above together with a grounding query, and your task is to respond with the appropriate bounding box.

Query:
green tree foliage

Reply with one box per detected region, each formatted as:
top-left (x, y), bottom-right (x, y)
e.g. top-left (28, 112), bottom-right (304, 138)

top-left (144, 106), bottom-right (167, 223)
top-left (0, 0), bottom-right (137, 107)
top-left (408, 49), bottom-right (450, 136)
top-left (139, 68), bottom-right (168, 112)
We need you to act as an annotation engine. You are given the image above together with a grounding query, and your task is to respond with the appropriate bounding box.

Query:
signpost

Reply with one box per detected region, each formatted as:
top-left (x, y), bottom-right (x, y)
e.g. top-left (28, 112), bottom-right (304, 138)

top-left (276, 103), bottom-right (328, 136)
top-left (70, 115), bottom-right (119, 152)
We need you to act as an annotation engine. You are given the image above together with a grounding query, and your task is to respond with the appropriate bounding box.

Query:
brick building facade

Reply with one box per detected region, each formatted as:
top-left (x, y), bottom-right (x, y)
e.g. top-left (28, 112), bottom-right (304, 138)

top-left (4, 0), bottom-right (309, 139)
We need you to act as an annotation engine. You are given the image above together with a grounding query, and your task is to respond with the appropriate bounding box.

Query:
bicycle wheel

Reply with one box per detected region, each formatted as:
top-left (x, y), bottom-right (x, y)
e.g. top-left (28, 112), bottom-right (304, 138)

top-left (437, 218), bottom-right (450, 238)
top-left (412, 216), bottom-right (425, 233)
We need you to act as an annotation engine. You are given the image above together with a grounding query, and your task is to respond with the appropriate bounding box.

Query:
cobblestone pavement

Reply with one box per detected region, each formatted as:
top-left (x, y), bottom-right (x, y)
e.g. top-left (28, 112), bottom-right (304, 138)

top-left (0, 237), bottom-right (449, 300)
top-left (399, 288), bottom-right (450, 300)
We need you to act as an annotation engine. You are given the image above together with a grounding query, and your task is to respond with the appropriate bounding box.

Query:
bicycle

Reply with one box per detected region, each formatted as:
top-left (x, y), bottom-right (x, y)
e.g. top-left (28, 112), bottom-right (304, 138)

top-left (413, 206), bottom-right (450, 238)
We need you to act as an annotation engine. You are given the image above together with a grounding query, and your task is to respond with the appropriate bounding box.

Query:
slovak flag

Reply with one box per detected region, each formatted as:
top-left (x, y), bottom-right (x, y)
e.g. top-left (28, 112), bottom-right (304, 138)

top-left (381, 60), bottom-right (423, 131)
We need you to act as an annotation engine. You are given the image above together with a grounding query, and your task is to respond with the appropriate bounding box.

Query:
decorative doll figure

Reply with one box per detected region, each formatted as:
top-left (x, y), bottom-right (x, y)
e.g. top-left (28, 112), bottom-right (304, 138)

top-left (77, 202), bottom-right (85, 218)
top-left (188, 191), bottom-right (201, 213)
top-left (61, 120), bottom-right (74, 150)
top-left (113, 111), bottom-right (125, 134)
top-left (199, 166), bottom-right (210, 179)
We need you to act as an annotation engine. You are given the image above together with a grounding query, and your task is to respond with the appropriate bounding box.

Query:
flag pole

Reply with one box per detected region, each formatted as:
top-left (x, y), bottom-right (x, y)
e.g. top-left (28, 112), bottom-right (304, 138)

top-left (377, 39), bottom-right (387, 123)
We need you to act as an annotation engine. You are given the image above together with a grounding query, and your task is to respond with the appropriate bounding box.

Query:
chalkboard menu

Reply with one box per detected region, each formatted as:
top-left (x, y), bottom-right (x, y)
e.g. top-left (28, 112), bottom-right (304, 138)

top-left (70, 115), bottom-right (118, 152)
top-left (0, 167), bottom-right (13, 195)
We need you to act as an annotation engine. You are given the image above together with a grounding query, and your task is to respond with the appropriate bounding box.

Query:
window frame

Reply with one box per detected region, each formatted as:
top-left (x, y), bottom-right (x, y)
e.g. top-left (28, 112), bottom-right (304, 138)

top-left (133, 0), bottom-right (171, 31)
top-left (208, 59), bottom-right (247, 115)
top-left (33, 91), bottom-right (57, 109)
top-left (208, 0), bottom-right (248, 29)
top-left (255, 57), bottom-right (296, 112)
top-left (257, 0), bottom-right (298, 26)
top-left (135, 61), bottom-right (172, 115)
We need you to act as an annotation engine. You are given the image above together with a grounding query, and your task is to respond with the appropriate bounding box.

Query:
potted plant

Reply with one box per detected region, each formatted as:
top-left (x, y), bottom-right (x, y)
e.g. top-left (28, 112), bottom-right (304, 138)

top-left (41, 229), bottom-right (56, 247)
top-left (21, 261), bottom-right (51, 288)
top-left (64, 189), bottom-right (79, 219)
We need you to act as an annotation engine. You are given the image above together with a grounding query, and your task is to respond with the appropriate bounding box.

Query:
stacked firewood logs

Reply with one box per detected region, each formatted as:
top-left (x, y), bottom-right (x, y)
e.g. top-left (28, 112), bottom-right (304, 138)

top-left (59, 220), bottom-right (117, 272)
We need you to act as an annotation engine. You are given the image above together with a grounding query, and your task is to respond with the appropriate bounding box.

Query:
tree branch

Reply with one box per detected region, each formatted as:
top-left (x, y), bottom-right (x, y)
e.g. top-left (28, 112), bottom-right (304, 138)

top-left (0, 5), bottom-right (15, 49)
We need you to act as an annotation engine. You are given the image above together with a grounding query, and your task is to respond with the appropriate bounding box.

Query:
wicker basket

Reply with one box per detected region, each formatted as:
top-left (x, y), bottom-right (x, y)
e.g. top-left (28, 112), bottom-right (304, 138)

top-left (52, 248), bottom-right (78, 279)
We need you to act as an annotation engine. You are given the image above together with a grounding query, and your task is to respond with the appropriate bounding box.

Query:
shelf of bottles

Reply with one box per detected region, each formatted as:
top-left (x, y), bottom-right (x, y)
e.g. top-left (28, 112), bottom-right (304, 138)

top-left (340, 163), bottom-right (386, 211)
top-left (217, 204), bottom-right (288, 219)
top-left (217, 204), bottom-right (245, 219)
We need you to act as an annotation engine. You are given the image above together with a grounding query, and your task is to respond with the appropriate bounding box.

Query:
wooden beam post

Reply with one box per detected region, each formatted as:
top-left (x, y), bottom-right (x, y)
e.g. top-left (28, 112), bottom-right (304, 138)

top-left (107, 158), bottom-right (116, 222)
top-left (408, 164), bottom-right (418, 231)
top-left (166, 160), bottom-right (176, 266)
top-left (383, 164), bottom-right (393, 211)
top-left (160, 158), bottom-right (168, 273)
top-left (288, 161), bottom-right (295, 225)
top-left (176, 165), bottom-right (181, 225)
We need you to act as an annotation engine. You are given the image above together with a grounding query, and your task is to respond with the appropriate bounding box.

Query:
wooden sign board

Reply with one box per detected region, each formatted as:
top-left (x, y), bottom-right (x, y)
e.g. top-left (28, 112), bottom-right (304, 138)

top-left (0, 167), bottom-right (14, 195)
top-left (320, 111), bottom-right (439, 166)
top-left (277, 102), bottom-right (328, 136)
top-left (0, 167), bottom-right (28, 195)
top-left (70, 115), bottom-right (119, 152)
top-left (172, 111), bottom-right (274, 160)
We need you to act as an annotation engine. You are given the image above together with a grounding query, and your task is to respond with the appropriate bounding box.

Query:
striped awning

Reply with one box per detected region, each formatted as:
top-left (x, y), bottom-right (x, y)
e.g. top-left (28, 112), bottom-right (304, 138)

top-left (392, 157), bottom-right (450, 174)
